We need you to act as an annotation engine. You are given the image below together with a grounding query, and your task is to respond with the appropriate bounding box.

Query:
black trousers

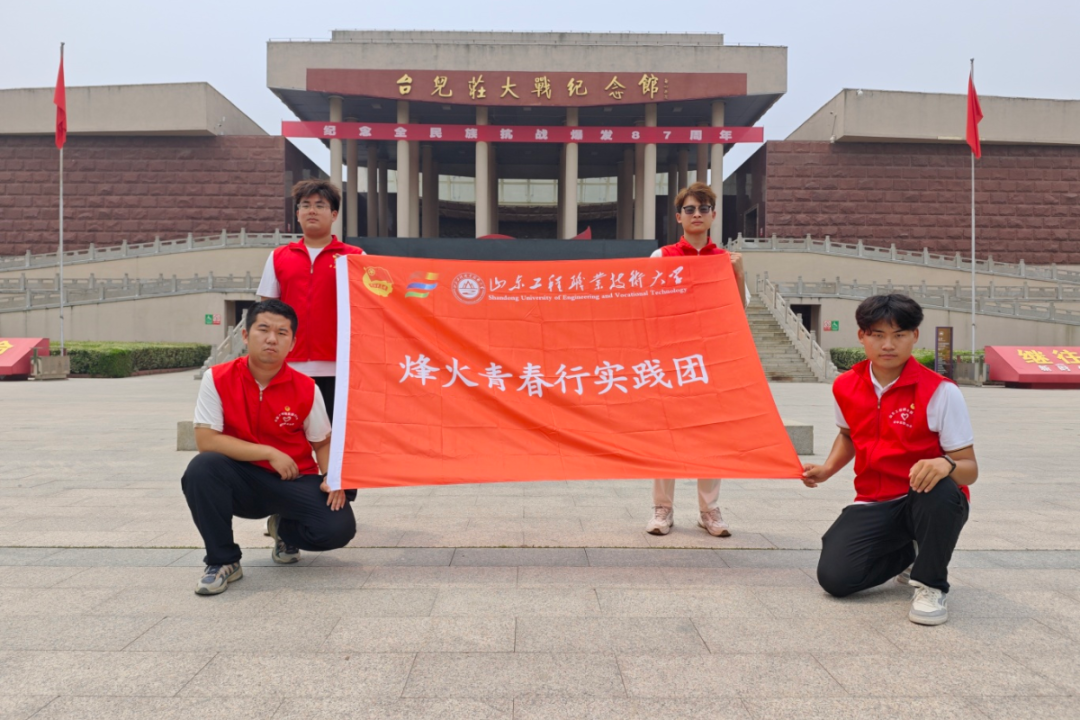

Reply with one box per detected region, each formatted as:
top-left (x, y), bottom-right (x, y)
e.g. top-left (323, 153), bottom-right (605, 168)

top-left (817, 477), bottom-right (969, 595)
top-left (313, 376), bottom-right (336, 422)
top-left (181, 452), bottom-right (356, 566)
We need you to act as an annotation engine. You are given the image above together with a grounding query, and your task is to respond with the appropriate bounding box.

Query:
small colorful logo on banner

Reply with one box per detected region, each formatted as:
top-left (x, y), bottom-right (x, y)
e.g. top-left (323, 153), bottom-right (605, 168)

top-left (405, 272), bottom-right (439, 299)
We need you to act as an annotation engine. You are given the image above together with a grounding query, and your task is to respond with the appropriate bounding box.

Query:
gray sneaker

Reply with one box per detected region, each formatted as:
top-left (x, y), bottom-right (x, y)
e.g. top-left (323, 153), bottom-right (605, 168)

top-left (267, 514), bottom-right (300, 564)
top-left (908, 580), bottom-right (948, 625)
top-left (195, 562), bottom-right (242, 595)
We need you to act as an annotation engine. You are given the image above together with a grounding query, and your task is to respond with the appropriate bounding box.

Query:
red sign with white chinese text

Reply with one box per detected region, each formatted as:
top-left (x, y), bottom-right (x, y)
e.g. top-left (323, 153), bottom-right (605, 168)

top-left (307, 69), bottom-right (748, 107)
top-left (985, 346), bottom-right (1080, 387)
top-left (281, 121), bottom-right (762, 145)
top-left (326, 255), bottom-right (802, 490)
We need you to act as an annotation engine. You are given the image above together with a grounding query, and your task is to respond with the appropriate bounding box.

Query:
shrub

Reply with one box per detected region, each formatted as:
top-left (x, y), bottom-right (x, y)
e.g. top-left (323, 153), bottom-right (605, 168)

top-left (830, 347), bottom-right (936, 372)
top-left (51, 342), bottom-right (211, 378)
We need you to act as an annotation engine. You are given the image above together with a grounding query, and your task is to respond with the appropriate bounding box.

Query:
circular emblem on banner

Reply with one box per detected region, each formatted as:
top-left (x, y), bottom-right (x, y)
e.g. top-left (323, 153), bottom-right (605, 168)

top-left (451, 272), bottom-right (485, 304)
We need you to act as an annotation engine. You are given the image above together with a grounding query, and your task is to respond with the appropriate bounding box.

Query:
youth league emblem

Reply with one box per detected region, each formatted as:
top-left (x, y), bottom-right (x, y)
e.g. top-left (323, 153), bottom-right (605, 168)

top-left (451, 272), bottom-right (485, 304)
top-left (889, 403), bottom-right (916, 429)
top-left (361, 266), bottom-right (394, 297)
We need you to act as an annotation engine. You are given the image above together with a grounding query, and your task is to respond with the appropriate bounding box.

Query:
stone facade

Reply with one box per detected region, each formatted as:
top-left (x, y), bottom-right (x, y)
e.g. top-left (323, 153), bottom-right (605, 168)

top-left (733, 141), bottom-right (1080, 264)
top-left (0, 135), bottom-right (320, 256)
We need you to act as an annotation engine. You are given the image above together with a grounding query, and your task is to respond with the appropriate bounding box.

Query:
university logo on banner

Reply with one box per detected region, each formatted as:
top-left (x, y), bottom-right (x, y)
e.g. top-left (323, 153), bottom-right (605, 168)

top-left (328, 255), bottom-right (802, 490)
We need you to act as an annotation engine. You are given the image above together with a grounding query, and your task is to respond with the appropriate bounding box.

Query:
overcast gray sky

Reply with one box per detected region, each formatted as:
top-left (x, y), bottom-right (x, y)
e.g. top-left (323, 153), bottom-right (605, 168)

top-left (2, 0), bottom-right (1077, 177)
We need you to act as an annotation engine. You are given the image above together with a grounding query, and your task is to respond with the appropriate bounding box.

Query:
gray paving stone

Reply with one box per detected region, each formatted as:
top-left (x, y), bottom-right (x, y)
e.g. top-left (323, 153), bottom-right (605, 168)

top-left (81, 585), bottom-right (272, 617)
top-left (980, 550), bottom-right (1080, 569)
top-left (1007, 651), bottom-right (1080, 694)
top-left (514, 698), bottom-right (754, 720)
top-left (0, 547), bottom-right (61, 565)
top-left (693, 616), bottom-right (897, 655)
top-left (245, 588), bottom-right (439, 616)
top-left (0, 588), bottom-right (120, 615)
top-left (402, 652), bottom-right (625, 698)
top-left (516, 566), bottom-right (668, 587)
top-left (965, 696), bottom-right (1080, 720)
top-left (947, 587), bottom-right (1080, 618)
top-left (662, 567), bottom-right (819, 587)
top-left (363, 565), bottom-right (517, 587)
top-left (0, 565), bottom-right (86, 588)
top-left (0, 614), bottom-right (163, 651)
top-left (166, 548), bottom-right (317, 568)
top-left (0, 695), bottom-right (55, 720)
top-left (815, 652), bottom-right (1063, 697)
top-left (125, 613), bottom-right (340, 652)
top-left (949, 568), bottom-right (1080, 592)
top-left (742, 697), bottom-right (986, 720)
top-left (432, 588), bottom-right (601, 616)
top-left (310, 548), bottom-right (454, 566)
top-left (595, 588), bottom-right (765, 617)
top-left (179, 652), bottom-right (414, 699)
top-left (869, 616), bottom-right (1077, 654)
top-left (618, 653), bottom-right (844, 698)
top-left (451, 548), bottom-right (587, 566)
top-left (323, 616), bottom-right (516, 653)
top-left (716, 549), bottom-right (819, 568)
top-left (515, 617), bottom-right (709, 654)
top-left (0, 650), bottom-right (213, 697)
top-left (585, 548), bottom-right (725, 567)
top-left (273, 698), bottom-right (513, 720)
top-left (37, 548), bottom-right (192, 567)
top-left (29, 696), bottom-right (282, 720)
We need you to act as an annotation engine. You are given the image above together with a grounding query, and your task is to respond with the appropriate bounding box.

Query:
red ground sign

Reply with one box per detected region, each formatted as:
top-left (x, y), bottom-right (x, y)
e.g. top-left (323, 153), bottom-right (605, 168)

top-left (0, 338), bottom-right (49, 378)
top-left (986, 346), bottom-right (1080, 388)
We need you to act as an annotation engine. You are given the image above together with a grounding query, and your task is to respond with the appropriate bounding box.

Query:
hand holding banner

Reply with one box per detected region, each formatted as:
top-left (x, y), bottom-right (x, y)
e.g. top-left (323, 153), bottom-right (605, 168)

top-left (328, 254), bottom-right (802, 490)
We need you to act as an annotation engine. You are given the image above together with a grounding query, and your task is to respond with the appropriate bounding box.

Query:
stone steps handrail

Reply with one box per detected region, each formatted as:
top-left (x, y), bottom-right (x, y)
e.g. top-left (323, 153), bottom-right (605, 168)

top-left (0, 273), bottom-right (260, 313)
top-left (754, 278), bottom-right (839, 383)
top-left (731, 234), bottom-right (1080, 286)
top-left (773, 279), bottom-right (1080, 327)
top-left (775, 276), bottom-right (1080, 303)
top-left (0, 229), bottom-right (300, 271)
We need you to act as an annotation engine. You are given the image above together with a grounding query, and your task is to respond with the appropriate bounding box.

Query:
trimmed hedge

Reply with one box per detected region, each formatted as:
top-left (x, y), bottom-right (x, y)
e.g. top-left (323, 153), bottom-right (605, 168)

top-left (50, 342), bottom-right (211, 378)
top-left (829, 347), bottom-right (936, 372)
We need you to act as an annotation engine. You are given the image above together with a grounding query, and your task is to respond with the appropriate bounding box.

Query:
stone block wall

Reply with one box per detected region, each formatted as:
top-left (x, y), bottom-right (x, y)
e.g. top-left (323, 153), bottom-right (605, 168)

top-left (734, 140), bottom-right (1080, 264)
top-left (0, 135), bottom-right (295, 256)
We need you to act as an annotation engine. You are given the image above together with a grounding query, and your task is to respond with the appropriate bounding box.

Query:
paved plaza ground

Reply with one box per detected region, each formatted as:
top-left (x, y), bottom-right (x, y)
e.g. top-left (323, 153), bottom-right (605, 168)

top-left (1, 372), bottom-right (1079, 719)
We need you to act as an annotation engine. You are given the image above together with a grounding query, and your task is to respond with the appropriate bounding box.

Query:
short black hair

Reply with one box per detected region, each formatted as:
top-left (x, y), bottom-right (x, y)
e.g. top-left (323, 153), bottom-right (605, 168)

top-left (855, 294), bottom-right (924, 332)
top-left (246, 299), bottom-right (298, 335)
top-left (292, 179), bottom-right (341, 213)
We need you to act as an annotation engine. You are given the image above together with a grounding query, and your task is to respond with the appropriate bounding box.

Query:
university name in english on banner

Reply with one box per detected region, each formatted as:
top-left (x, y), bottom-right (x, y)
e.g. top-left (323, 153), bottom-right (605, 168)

top-left (327, 255), bottom-right (802, 491)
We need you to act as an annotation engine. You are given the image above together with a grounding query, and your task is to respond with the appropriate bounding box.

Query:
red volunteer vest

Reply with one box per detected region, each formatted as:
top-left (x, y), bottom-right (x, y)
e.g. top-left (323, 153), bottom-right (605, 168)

top-left (211, 357), bottom-right (319, 475)
top-left (659, 237), bottom-right (728, 257)
top-left (272, 237), bottom-right (365, 363)
top-left (833, 356), bottom-right (969, 503)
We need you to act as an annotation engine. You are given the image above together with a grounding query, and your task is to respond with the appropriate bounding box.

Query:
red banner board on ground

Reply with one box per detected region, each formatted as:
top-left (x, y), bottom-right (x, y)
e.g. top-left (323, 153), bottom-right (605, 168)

top-left (0, 338), bottom-right (49, 377)
top-left (986, 346), bottom-right (1080, 387)
top-left (327, 255), bottom-right (802, 490)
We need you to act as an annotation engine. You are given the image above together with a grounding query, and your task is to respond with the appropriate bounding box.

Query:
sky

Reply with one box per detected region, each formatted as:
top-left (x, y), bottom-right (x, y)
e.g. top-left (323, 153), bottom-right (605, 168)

top-left (2, 0), bottom-right (1077, 177)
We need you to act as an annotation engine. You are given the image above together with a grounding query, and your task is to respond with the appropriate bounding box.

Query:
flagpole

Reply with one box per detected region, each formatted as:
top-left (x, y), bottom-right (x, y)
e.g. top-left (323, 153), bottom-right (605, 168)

top-left (969, 58), bottom-right (976, 358)
top-left (58, 42), bottom-right (65, 355)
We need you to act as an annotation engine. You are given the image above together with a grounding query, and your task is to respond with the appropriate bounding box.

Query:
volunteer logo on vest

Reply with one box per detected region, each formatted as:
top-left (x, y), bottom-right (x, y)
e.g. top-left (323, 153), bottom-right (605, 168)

top-left (362, 267), bottom-right (394, 297)
top-left (451, 272), bottom-right (485, 304)
top-left (405, 271), bottom-right (439, 299)
top-left (889, 403), bottom-right (916, 429)
top-left (274, 405), bottom-right (301, 428)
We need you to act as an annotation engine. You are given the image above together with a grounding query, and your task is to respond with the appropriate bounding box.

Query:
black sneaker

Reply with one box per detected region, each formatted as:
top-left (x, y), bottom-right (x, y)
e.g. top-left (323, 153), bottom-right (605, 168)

top-left (267, 514), bottom-right (300, 564)
top-left (195, 562), bottom-right (243, 595)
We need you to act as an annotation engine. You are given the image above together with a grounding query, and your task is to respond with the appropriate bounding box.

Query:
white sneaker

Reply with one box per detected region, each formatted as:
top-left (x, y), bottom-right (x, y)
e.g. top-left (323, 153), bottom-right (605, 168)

top-left (697, 508), bottom-right (731, 537)
top-left (645, 506), bottom-right (674, 535)
top-left (908, 580), bottom-right (948, 625)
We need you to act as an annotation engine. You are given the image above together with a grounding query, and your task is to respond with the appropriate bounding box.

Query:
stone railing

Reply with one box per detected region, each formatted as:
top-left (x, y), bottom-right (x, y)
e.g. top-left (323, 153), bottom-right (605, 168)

top-left (0, 229), bottom-right (299, 272)
top-left (731, 234), bottom-right (1080, 286)
top-left (755, 276), bottom-right (839, 383)
top-left (197, 310), bottom-right (249, 378)
top-left (0, 273), bottom-right (260, 313)
top-left (776, 277), bottom-right (1080, 303)
top-left (773, 278), bottom-right (1080, 326)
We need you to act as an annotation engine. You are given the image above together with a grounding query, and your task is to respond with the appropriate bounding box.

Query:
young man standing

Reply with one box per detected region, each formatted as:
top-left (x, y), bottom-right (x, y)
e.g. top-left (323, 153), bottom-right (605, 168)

top-left (257, 179), bottom-right (365, 420)
top-left (803, 294), bottom-right (977, 625)
top-left (183, 299), bottom-right (355, 595)
top-left (645, 182), bottom-right (747, 538)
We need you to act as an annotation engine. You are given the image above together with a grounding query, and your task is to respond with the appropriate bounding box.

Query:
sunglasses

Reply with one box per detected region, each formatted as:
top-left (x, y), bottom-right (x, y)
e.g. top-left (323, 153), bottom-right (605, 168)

top-left (679, 204), bottom-right (713, 215)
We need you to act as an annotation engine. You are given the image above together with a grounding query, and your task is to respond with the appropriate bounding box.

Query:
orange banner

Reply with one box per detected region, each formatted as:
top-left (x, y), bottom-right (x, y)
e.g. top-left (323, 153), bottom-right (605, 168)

top-left (328, 254), bottom-right (802, 490)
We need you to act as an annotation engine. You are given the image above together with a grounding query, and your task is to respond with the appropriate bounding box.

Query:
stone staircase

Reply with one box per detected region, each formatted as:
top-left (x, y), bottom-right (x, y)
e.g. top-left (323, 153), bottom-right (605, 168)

top-left (746, 297), bottom-right (821, 382)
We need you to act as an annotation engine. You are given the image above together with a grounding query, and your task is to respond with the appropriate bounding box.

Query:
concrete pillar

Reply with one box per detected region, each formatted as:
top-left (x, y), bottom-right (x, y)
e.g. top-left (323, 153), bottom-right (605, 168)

top-left (667, 163), bottom-right (679, 243)
top-left (616, 159), bottom-right (631, 240)
top-left (556, 146), bottom-right (565, 240)
top-left (329, 96), bottom-right (343, 238)
top-left (409, 137), bottom-right (420, 237)
top-left (475, 107), bottom-right (490, 237)
top-left (488, 144), bottom-right (498, 235)
top-left (345, 117), bottom-right (359, 239)
top-left (561, 108), bottom-right (579, 239)
top-left (421, 144), bottom-right (438, 238)
top-left (677, 147), bottom-right (690, 192)
top-left (711, 101), bottom-right (726, 238)
top-left (366, 144), bottom-right (379, 237)
top-left (696, 123), bottom-right (709, 185)
top-left (395, 100), bottom-right (411, 237)
top-left (377, 159), bottom-right (389, 237)
top-left (633, 133), bottom-right (645, 239)
top-left (642, 103), bottom-right (658, 241)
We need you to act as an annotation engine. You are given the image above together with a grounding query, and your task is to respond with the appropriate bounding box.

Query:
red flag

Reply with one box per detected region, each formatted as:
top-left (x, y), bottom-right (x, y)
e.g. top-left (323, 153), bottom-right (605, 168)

top-left (966, 70), bottom-right (982, 159)
top-left (54, 49), bottom-right (66, 149)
